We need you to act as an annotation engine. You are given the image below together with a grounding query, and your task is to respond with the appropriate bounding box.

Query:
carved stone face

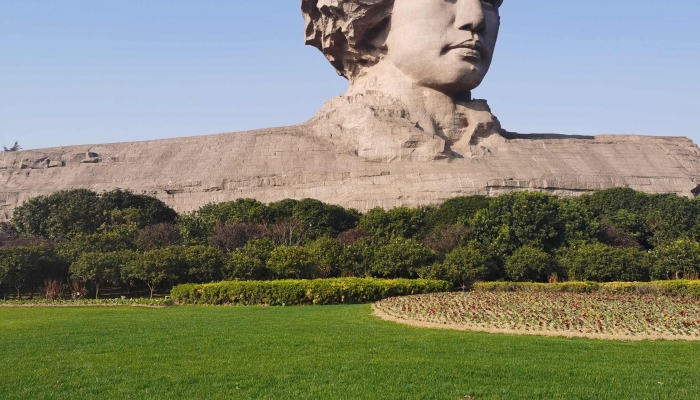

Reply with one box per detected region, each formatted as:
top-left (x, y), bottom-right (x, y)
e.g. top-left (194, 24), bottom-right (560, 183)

top-left (384, 0), bottom-right (501, 95)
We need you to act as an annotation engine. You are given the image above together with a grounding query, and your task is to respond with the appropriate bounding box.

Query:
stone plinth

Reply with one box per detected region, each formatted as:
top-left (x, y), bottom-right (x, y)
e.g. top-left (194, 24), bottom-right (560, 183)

top-left (2, 126), bottom-right (698, 220)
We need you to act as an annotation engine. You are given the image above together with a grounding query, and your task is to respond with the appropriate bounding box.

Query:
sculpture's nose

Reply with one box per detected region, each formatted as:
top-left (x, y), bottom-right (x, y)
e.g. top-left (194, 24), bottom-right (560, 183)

top-left (454, 0), bottom-right (486, 32)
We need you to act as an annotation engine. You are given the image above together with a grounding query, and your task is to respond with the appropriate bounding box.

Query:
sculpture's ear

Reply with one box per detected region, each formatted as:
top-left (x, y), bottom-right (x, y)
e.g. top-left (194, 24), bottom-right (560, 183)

top-left (364, 18), bottom-right (390, 51)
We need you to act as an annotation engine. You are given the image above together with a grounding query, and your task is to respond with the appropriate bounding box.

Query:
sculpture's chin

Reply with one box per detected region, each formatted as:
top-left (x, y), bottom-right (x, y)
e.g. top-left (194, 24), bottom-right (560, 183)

top-left (421, 73), bottom-right (486, 95)
top-left (415, 60), bottom-right (490, 94)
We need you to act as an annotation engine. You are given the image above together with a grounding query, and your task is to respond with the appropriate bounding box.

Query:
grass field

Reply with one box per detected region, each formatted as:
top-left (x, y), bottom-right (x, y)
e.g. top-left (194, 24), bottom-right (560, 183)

top-left (1, 305), bottom-right (699, 399)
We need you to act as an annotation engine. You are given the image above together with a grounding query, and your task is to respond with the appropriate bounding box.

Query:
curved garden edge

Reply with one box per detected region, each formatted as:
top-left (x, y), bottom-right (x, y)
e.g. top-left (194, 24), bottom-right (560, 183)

top-left (371, 304), bottom-right (700, 342)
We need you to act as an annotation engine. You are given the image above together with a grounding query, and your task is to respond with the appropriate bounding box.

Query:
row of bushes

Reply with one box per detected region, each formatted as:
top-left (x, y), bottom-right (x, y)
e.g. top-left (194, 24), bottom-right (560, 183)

top-left (474, 280), bottom-right (700, 298)
top-left (12, 187), bottom-right (700, 253)
top-left (422, 239), bottom-right (700, 286)
top-left (3, 231), bottom-right (700, 300)
top-left (5, 187), bottom-right (700, 298)
top-left (0, 298), bottom-right (172, 307)
top-left (170, 278), bottom-right (451, 306)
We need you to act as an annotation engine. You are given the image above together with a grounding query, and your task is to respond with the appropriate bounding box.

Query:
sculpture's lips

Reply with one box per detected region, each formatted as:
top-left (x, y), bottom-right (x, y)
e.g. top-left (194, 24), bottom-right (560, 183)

top-left (445, 41), bottom-right (484, 60)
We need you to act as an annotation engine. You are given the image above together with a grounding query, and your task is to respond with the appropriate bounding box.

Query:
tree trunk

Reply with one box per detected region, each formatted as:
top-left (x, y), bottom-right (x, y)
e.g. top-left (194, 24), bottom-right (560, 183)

top-left (148, 284), bottom-right (155, 299)
top-left (95, 284), bottom-right (100, 299)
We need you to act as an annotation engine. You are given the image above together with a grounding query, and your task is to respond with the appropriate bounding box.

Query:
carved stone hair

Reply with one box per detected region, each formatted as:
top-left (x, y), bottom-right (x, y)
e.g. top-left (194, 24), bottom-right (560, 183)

top-left (302, 0), bottom-right (394, 79)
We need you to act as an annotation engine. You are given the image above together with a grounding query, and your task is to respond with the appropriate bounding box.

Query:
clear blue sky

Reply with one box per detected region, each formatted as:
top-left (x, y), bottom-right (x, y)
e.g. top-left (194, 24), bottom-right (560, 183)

top-left (2, 0), bottom-right (699, 150)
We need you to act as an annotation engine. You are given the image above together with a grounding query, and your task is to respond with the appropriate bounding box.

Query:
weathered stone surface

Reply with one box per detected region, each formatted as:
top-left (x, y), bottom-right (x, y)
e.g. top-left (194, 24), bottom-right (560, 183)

top-left (1, 128), bottom-right (698, 220)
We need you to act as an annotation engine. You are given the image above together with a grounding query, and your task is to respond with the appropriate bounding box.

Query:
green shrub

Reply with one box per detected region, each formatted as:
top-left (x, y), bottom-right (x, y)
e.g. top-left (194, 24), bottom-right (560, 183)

top-left (358, 207), bottom-right (428, 239)
top-left (97, 189), bottom-right (177, 228)
top-left (181, 245), bottom-right (224, 283)
top-left (223, 239), bottom-right (276, 281)
top-left (198, 199), bottom-right (270, 228)
top-left (471, 192), bottom-right (564, 254)
top-left (337, 236), bottom-right (380, 277)
top-left (651, 239), bottom-right (700, 280)
top-left (170, 278), bottom-right (451, 306)
top-left (557, 198), bottom-right (599, 245)
top-left (369, 237), bottom-right (434, 279)
top-left (579, 188), bottom-right (651, 217)
top-left (267, 246), bottom-right (318, 279)
top-left (135, 223), bottom-right (182, 251)
top-left (473, 281), bottom-right (600, 293)
top-left (505, 246), bottom-right (556, 282)
top-left (421, 224), bottom-right (472, 259)
top-left (425, 195), bottom-right (491, 228)
top-left (279, 198), bottom-right (360, 239)
top-left (558, 243), bottom-right (651, 282)
top-left (12, 189), bottom-right (176, 239)
top-left (56, 225), bottom-right (138, 263)
top-left (440, 242), bottom-right (495, 288)
top-left (306, 237), bottom-right (343, 278)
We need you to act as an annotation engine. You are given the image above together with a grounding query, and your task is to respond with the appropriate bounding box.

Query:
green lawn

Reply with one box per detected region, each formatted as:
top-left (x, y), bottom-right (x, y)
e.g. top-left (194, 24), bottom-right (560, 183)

top-left (1, 305), bottom-right (699, 399)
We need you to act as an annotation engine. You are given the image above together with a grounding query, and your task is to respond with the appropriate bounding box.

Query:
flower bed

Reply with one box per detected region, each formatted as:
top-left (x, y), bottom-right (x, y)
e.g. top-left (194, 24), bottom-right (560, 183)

top-left (374, 291), bottom-right (700, 341)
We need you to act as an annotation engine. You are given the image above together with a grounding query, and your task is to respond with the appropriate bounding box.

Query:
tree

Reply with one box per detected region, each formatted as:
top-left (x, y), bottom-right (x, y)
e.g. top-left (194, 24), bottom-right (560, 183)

top-left (70, 251), bottom-right (137, 298)
top-left (3, 141), bottom-right (21, 152)
top-left (336, 228), bottom-right (370, 246)
top-left (287, 199), bottom-right (360, 239)
top-left (209, 222), bottom-right (266, 253)
top-left (421, 224), bottom-right (471, 259)
top-left (337, 236), bottom-right (382, 277)
top-left (646, 194), bottom-right (700, 247)
top-left (579, 188), bottom-right (651, 217)
top-left (136, 223), bottom-right (182, 251)
top-left (425, 195), bottom-right (491, 228)
top-left (182, 246), bottom-right (224, 283)
top-left (12, 190), bottom-right (100, 239)
top-left (306, 236), bottom-right (344, 278)
top-left (265, 217), bottom-right (310, 246)
top-left (558, 243), bottom-right (651, 282)
top-left (358, 207), bottom-right (429, 239)
top-left (369, 237), bottom-right (435, 278)
top-left (56, 225), bottom-right (138, 263)
top-left (12, 189), bottom-right (177, 239)
top-left (505, 246), bottom-right (556, 282)
top-left (98, 189), bottom-right (178, 228)
top-left (124, 248), bottom-right (183, 298)
top-left (197, 199), bottom-right (270, 231)
top-left (557, 198), bottom-right (599, 245)
top-left (441, 242), bottom-right (496, 289)
top-left (177, 211), bottom-right (209, 246)
top-left (651, 239), bottom-right (700, 280)
top-left (0, 245), bottom-right (49, 299)
top-left (223, 238), bottom-right (276, 281)
top-left (471, 192), bottom-right (564, 254)
top-left (267, 246), bottom-right (318, 279)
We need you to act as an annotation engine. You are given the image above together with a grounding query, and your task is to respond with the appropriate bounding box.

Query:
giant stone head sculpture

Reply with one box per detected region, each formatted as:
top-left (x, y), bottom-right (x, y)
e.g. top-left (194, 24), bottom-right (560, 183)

top-left (302, 0), bottom-right (502, 96)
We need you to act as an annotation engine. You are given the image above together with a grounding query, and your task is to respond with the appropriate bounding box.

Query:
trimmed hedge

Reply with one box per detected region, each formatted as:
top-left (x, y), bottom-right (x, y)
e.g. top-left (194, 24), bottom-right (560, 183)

top-left (171, 278), bottom-right (451, 306)
top-left (0, 298), bottom-right (172, 307)
top-left (473, 280), bottom-right (700, 297)
top-left (474, 281), bottom-right (600, 293)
